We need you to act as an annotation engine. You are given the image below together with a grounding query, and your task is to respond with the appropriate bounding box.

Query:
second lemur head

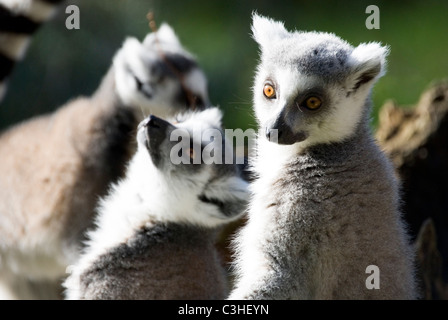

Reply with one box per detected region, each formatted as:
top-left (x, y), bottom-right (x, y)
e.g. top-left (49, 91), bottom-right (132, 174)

top-left (130, 107), bottom-right (248, 228)
top-left (114, 23), bottom-right (210, 118)
top-left (251, 14), bottom-right (389, 148)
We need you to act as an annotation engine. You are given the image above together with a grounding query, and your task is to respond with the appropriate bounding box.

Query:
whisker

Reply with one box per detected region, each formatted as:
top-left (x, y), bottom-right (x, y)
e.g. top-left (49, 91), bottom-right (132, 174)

top-left (227, 101), bottom-right (253, 105)
top-left (140, 106), bottom-right (146, 118)
top-left (139, 104), bottom-right (149, 118)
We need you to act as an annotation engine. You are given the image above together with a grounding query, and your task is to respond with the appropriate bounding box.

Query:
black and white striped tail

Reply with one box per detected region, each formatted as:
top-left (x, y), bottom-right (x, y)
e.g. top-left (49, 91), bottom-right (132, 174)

top-left (0, 0), bottom-right (65, 102)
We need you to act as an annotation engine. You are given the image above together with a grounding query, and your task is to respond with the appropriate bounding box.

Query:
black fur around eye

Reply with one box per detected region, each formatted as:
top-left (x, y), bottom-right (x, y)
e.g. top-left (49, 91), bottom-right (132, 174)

top-left (305, 96), bottom-right (322, 110)
top-left (299, 95), bottom-right (322, 111)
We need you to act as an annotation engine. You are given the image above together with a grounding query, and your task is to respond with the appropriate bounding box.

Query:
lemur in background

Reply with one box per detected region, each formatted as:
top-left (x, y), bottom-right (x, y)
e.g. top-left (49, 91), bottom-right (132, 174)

top-left (230, 14), bottom-right (418, 300)
top-left (0, 0), bottom-right (209, 299)
top-left (64, 108), bottom-right (248, 299)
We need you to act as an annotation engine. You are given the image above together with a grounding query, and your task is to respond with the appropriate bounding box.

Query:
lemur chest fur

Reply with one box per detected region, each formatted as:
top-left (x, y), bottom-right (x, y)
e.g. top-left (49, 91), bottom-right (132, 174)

top-left (254, 133), bottom-right (393, 247)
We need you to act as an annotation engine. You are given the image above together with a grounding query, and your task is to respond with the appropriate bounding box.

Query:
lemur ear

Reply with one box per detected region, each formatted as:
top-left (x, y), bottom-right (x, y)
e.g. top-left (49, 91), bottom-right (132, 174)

top-left (251, 13), bottom-right (289, 49)
top-left (347, 42), bottom-right (390, 91)
top-left (143, 23), bottom-right (181, 48)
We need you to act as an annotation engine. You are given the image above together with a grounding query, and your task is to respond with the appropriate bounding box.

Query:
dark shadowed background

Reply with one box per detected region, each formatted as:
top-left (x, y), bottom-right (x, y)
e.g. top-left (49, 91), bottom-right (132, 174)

top-left (1, 0), bottom-right (447, 132)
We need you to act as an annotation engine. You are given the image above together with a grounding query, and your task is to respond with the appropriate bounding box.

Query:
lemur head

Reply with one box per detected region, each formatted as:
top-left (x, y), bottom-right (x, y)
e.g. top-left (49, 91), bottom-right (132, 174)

top-left (251, 14), bottom-right (389, 148)
top-left (130, 107), bottom-right (248, 228)
top-left (114, 23), bottom-right (210, 119)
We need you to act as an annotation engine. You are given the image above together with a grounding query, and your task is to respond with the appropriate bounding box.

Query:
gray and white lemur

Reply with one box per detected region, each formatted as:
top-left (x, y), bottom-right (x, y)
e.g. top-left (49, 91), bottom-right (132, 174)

top-left (229, 14), bottom-right (418, 300)
top-left (64, 107), bottom-right (248, 300)
top-left (0, 2), bottom-right (209, 299)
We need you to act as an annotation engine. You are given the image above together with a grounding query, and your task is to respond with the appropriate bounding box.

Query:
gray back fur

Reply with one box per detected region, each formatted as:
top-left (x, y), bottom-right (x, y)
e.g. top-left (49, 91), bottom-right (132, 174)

top-left (78, 223), bottom-right (227, 300)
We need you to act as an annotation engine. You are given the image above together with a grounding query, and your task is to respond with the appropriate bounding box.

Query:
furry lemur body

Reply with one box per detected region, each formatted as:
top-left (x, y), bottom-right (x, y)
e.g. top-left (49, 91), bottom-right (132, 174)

top-left (0, 0), bottom-right (209, 299)
top-left (64, 108), bottom-right (248, 299)
top-left (230, 14), bottom-right (418, 300)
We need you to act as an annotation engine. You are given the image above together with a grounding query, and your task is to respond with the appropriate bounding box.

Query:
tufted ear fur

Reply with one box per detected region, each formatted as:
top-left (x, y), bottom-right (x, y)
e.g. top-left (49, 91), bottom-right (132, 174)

top-left (347, 42), bottom-right (389, 91)
top-left (143, 23), bottom-right (181, 48)
top-left (251, 13), bottom-right (289, 49)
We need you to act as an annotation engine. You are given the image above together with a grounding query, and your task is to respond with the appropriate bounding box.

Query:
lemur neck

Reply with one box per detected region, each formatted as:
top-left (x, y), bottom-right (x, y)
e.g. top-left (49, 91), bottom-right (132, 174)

top-left (88, 163), bottom-right (220, 263)
top-left (91, 66), bottom-right (124, 110)
top-left (306, 114), bottom-right (373, 163)
top-left (103, 151), bottom-right (211, 229)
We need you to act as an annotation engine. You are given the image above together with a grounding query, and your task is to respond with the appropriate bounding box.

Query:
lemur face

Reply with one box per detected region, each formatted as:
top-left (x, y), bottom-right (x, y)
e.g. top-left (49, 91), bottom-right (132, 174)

top-left (251, 14), bottom-right (388, 148)
top-left (114, 24), bottom-right (210, 119)
top-left (136, 108), bottom-right (248, 223)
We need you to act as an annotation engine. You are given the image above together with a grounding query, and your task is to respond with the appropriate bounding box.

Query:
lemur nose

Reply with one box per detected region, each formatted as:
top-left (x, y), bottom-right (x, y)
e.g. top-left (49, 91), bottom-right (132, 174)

top-left (138, 115), bottom-right (165, 131)
top-left (145, 115), bottom-right (172, 134)
top-left (147, 115), bottom-right (162, 129)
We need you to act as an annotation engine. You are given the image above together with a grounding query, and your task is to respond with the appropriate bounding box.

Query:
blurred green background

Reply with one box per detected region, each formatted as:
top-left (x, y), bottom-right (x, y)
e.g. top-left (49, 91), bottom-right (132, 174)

top-left (1, 0), bottom-right (447, 131)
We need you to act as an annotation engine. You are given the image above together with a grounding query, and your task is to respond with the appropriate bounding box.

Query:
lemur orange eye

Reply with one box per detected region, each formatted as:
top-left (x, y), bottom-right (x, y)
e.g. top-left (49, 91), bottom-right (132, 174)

top-left (263, 84), bottom-right (276, 99)
top-left (304, 96), bottom-right (322, 110)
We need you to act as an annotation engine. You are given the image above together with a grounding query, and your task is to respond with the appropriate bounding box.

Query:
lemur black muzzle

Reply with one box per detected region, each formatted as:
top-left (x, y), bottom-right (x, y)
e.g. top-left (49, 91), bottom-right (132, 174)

top-left (266, 112), bottom-right (308, 145)
top-left (139, 115), bottom-right (175, 167)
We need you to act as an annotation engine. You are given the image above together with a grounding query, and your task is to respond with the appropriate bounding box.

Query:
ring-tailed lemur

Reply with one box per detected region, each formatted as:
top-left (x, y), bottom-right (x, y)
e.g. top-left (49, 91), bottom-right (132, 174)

top-left (0, 0), bottom-right (65, 102)
top-left (0, 8), bottom-right (209, 299)
top-left (64, 107), bottom-right (248, 300)
top-left (229, 14), bottom-right (418, 300)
